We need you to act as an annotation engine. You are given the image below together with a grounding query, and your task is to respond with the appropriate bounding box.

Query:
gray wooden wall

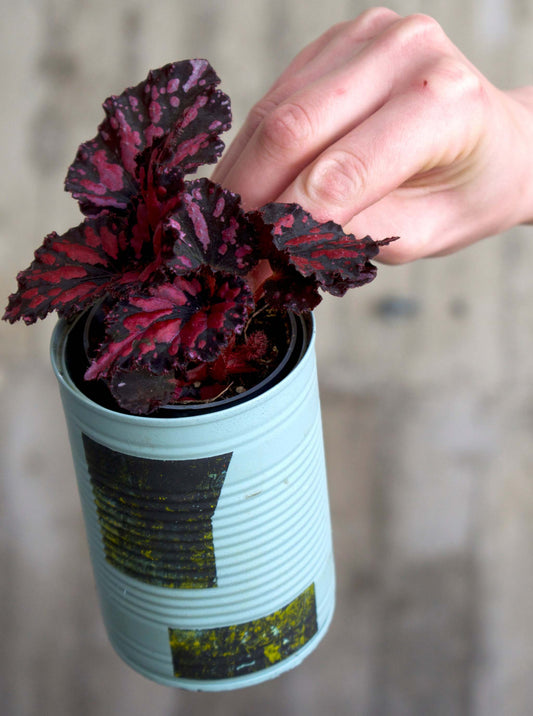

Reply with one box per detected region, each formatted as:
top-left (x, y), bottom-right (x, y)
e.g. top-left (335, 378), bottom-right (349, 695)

top-left (1, 1), bottom-right (533, 715)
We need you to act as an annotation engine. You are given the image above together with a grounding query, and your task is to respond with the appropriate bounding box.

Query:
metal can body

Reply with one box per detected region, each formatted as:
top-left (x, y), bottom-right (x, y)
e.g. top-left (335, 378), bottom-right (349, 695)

top-left (51, 314), bottom-right (335, 691)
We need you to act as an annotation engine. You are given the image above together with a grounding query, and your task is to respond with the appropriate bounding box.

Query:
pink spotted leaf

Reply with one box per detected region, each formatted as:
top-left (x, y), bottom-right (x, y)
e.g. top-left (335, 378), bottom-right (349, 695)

top-left (3, 216), bottom-right (140, 324)
top-left (258, 203), bottom-right (397, 297)
top-left (85, 268), bottom-right (254, 381)
top-left (164, 178), bottom-right (260, 276)
top-left (66, 60), bottom-right (231, 215)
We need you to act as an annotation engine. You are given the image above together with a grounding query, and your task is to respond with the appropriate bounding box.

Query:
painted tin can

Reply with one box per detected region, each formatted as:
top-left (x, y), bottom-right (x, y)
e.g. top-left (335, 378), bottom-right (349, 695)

top-left (50, 313), bottom-right (335, 691)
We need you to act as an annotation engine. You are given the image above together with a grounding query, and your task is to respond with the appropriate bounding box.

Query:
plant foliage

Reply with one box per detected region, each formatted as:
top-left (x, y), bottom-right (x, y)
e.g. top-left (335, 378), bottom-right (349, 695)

top-left (4, 59), bottom-right (394, 414)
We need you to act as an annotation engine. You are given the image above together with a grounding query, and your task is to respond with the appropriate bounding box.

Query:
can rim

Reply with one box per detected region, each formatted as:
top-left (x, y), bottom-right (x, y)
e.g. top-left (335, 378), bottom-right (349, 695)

top-left (50, 311), bottom-right (315, 426)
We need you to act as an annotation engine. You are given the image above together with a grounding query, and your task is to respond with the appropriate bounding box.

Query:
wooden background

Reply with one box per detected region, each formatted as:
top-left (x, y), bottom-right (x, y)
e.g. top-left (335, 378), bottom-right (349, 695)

top-left (1, 1), bottom-right (532, 714)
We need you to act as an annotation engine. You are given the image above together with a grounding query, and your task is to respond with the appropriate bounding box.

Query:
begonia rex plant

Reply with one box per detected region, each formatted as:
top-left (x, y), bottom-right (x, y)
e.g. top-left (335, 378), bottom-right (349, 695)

top-left (3, 59), bottom-right (394, 415)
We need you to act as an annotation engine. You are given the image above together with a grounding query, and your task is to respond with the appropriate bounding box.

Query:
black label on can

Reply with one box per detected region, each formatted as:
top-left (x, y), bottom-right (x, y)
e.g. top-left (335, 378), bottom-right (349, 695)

top-left (82, 434), bottom-right (232, 588)
top-left (168, 583), bottom-right (318, 679)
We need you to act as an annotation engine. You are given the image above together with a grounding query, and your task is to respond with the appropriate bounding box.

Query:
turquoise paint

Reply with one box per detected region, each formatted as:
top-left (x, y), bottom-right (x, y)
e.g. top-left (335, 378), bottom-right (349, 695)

top-left (51, 313), bottom-right (335, 691)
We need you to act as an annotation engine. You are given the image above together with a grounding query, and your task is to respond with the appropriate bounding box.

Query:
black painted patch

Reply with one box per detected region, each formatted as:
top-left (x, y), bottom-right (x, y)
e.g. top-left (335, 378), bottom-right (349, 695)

top-left (82, 434), bottom-right (231, 588)
top-left (168, 583), bottom-right (318, 679)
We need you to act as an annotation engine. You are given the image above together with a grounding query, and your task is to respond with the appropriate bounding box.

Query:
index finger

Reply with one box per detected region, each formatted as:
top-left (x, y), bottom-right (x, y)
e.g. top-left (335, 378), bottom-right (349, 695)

top-left (212, 9), bottom-right (401, 202)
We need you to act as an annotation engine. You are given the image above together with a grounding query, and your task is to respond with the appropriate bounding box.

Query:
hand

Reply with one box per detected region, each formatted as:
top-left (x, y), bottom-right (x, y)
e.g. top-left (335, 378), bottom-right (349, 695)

top-left (212, 8), bottom-right (533, 263)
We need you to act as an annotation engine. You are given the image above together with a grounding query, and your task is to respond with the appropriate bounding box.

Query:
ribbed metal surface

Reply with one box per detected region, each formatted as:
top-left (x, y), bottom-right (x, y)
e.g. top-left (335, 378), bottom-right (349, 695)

top-left (82, 435), bottom-right (232, 588)
top-left (51, 315), bottom-right (335, 691)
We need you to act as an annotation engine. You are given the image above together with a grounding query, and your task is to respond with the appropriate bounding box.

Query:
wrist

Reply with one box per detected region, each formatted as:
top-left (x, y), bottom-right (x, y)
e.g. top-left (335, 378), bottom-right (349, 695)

top-left (504, 86), bottom-right (533, 226)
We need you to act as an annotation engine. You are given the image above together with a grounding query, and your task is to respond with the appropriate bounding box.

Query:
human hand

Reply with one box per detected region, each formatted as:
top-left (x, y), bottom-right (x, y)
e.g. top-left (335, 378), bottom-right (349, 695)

top-left (212, 8), bottom-right (533, 263)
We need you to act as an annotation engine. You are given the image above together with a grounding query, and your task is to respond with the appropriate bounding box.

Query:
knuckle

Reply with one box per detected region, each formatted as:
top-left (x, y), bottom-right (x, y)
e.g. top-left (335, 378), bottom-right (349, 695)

top-left (405, 12), bottom-right (445, 40)
top-left (351, 7), bottom-right (400, 36)
top-left (447, 61), bottom-right (478, 96)
top-left (330, 8), bottom-right (400, 47)
top-left (247, 97), bottom-right (278, 129)
top-left (321, 20), bottom-right (350, 41)
top-left (257, 101), bottom-right (314, 156)
top-left (391, 13), bottom-right (447, 51)
top-left (430, 56), bottom-right (483, 99)
top-left (305, 151), bottom-right (367, 206)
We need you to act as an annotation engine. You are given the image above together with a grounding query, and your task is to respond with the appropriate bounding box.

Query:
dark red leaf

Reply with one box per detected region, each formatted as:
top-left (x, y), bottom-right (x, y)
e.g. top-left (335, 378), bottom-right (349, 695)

top-left (137, 154), bottom-right (185, 234)
top-left (223, 330), bottom-right (270, 373)
top-left (262, 265), bottom-right (322, 312)
top-left (164, 178), bottom-right (259, 276)
top-left (258, 203), bottom-right (394, 297)
top-left (65, 141), bottom-right (137, 215)
top-left (172, 373), bottom-right (228, 404)
top-left (85, 269), bottom-right (254, 380)
top-left (3, 216), bottom-right (137, 324)
top-left (66, 60), bottom-right (231, 215)
top-left (170, 330), bottom-right (271, 405)
top-left (109, 367), bottom-right (177, 415)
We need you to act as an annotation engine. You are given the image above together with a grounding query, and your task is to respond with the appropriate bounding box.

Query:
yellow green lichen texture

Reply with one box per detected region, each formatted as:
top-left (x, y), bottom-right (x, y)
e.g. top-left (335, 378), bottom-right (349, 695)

top-left (82, 434), bottom-right (231, 588)
top-left (168, 583), bottom-right (318, 679)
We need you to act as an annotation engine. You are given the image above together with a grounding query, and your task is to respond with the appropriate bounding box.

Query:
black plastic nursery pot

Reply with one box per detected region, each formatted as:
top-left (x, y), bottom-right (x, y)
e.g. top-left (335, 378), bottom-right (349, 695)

top-left (50, 310), bottom-right (335, 691)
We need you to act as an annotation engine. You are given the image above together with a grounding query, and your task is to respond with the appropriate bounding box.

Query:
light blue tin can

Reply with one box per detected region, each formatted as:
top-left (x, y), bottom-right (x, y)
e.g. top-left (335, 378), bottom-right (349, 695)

top-left (51, 312), bottom-right (335, 691)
